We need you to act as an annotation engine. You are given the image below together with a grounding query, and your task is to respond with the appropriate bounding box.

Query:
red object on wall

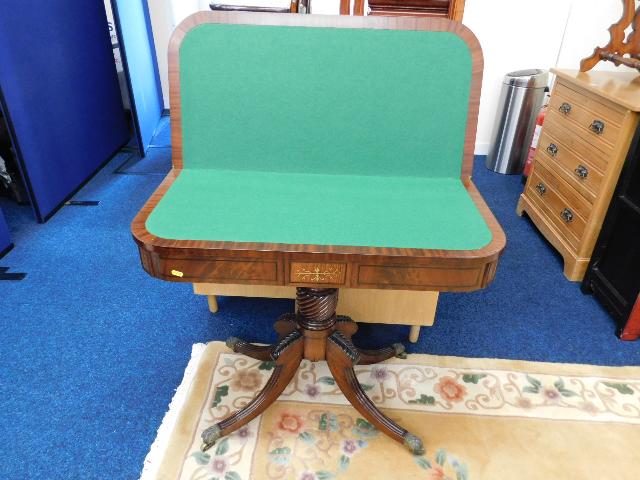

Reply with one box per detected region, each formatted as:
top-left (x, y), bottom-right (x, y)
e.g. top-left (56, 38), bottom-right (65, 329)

top-left (523, 104), bottom-right (547, 178)
top-left (620, 294), bottom-right (640, 341)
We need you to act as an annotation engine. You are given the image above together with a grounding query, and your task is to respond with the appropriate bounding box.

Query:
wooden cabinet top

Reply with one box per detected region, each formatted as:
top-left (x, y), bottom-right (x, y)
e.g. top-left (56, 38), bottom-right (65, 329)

top-left (552, 68), bottom-right (640, 112)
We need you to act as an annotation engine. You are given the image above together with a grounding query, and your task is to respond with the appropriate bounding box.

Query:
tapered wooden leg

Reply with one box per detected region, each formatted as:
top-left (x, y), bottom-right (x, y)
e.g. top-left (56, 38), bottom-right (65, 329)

top-left (202, 331), bottom-right (304, 451)
top-left (619, 332), bottom-right (640, 341)
top-left (326, 331), bottom-right (424, 455)
top-left (207, 295), bottom-right (218, 313)
top-left (619, 295), bottom-right (640, 341)
top-left (409, 325), bottom-right (420, 343)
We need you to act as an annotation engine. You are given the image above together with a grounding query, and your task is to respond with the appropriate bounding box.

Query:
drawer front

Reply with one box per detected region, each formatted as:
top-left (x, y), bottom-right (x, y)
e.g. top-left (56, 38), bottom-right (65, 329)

top-left (356, 264), bottom-right (483, 289)
top-left (543, 113), bottom-right (610, 173)
top-left (531, 158), bottom-right (592, 221)
top-left (162, 258), bottom-right (280, 283)
top-left (537, 128), bottom-right (604, 203)
top-left (550, 83), bottom-right (623, 153)
top-left (526, 163), bottom-right (588, 248)
top-left (553, 82), bottom-right (625, 125)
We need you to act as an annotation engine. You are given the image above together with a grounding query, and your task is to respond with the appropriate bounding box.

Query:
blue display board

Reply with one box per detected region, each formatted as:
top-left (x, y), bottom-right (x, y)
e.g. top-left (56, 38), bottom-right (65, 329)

top-left (0, 1), bottom-right (129, 221)
top-left (112, 0), bottom-right (164, 155)
top-left (0, 206), bottom-right (11, 257)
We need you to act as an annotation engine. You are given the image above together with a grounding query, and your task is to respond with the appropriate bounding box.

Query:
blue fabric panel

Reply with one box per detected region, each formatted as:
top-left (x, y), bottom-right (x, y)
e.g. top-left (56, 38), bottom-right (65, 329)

top-left (113, 0), bottom-right (164, 155)
top-left (0, 206), bottom-right (11, 255)
top-left (0, 0), bottom-right (129, 221)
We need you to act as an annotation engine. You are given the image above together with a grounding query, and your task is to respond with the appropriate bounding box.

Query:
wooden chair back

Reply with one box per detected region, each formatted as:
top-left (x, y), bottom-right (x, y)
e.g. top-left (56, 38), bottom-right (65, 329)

top-left (340, 0), bottom-right (465, 21)
top-left (209, 1), bottom-right (310, 14)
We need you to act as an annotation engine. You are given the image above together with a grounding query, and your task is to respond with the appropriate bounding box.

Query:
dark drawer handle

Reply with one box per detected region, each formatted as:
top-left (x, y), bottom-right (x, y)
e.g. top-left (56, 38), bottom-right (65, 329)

top-left (574, 164), bottom-right (589, 179)
top-left (589, 119), bottom-right (605, 134)
top-left (546, 143), bottom-right (558, 157)
top-left (559, 102), bottom-right (572, 114)
top-left (536, 182), bottom-right (547, 196)
top-left (561, 208), bottom-right (574, 223)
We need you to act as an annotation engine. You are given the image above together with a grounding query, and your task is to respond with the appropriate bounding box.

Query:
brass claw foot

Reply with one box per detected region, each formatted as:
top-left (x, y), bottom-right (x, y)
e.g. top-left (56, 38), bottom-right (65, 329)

top-left (403, 432), bottom-right (425, 455)
top-left (393, 342), bottom-right (407, 359)
top-left (201, 424), bottom-right (222, 452)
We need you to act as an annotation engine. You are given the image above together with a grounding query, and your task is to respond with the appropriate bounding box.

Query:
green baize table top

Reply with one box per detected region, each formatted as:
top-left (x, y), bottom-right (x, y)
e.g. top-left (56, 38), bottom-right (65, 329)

top-left (145, 22), bottom-right (491, 251)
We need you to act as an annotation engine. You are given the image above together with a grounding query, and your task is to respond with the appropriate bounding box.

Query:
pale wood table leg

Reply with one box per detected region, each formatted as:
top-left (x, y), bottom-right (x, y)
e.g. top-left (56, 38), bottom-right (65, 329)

top-left (409, 325), bottom-right (420, 343)
top-left (207, 295), bottom-right (218, 313)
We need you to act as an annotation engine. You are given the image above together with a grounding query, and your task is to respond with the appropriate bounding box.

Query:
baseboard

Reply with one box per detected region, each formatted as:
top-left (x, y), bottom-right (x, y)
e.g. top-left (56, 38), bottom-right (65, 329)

top-left (474, 142), bottom-right (489, 156)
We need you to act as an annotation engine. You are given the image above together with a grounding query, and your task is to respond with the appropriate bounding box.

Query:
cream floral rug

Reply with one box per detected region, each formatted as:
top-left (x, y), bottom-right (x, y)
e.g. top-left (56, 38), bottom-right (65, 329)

top-left (141, 342), bottom-right (640, 480)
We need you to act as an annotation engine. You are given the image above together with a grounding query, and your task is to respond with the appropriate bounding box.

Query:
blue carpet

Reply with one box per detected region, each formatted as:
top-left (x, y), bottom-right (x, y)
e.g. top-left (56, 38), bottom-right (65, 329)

top-left (115, 147), bottom-right (172, 175)
top-left (0, 141), bottom-right (638, 478)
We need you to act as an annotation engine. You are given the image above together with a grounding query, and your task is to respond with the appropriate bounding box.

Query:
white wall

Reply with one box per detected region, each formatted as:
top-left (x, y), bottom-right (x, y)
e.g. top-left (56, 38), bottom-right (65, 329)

top-left (103, 0), bottom-right (131, 108)
top-left (464, 0), bottom-right (572, 154)
top-left (148, 0), bottom-right (630, 151)
top-left (149, 0), bottom-right (341, 108)
top-left (557, 0), bottom-right (640, 73)
top-left (147, 0), bottom-right (175, 108)
top-left (454, 0), bottom-right (631, 153)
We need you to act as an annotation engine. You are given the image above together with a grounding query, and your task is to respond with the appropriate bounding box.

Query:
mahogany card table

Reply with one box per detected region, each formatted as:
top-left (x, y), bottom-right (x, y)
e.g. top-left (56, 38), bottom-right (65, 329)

top-left (132, 11), bottom-right (505, 455)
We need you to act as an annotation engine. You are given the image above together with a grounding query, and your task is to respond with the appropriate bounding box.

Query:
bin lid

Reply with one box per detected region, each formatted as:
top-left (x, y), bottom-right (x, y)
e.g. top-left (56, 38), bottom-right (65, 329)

top-left (503, 69), bottom-right (548, 88)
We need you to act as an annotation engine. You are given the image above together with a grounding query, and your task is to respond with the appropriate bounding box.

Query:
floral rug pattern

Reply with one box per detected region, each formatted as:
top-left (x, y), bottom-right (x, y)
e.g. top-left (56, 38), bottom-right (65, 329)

top-left (186, 406), bottom-right (467, 480)
top-left (207, 354), bottom-right (640, 424)
top-left (175, 351), bottom-right (640, 480)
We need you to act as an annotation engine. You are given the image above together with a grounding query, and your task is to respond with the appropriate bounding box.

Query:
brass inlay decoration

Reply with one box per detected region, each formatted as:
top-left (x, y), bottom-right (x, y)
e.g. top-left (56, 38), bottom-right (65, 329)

top-left (290, 263), bottom-right (345, 284)
top-left (171, 269), bottom-right (184, 278)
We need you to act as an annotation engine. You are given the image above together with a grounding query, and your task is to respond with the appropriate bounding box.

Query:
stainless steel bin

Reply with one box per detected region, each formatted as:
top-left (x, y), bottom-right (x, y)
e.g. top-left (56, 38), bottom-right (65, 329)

top-left (486, 69), bottom-right (548, 174)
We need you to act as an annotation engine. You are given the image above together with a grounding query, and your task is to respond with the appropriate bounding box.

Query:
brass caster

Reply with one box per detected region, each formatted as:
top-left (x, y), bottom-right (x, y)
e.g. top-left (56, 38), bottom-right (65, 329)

top-left (403, 433), bottom-right (425, 456)
top-left (392, 342), bottom-right (407, 359)
top-left (201, 424), bottom-right (222, 452)
top-left (225, 336), bottom-right (240, 351)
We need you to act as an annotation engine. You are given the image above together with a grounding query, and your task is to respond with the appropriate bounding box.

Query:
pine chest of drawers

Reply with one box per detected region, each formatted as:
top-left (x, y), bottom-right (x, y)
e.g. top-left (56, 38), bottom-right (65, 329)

top-left (517, 69), bottom-right (640, 281)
